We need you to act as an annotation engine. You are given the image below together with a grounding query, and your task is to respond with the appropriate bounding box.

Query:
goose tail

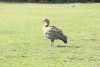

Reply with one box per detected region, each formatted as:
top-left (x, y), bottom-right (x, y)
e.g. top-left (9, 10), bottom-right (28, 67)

top-left (60, 35), bottom-right (67, 43)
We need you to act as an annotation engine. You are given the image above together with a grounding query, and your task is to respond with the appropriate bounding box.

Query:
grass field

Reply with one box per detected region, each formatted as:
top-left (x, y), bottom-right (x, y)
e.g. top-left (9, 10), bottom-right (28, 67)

top-left (0, 2), bottom-right (100, 67)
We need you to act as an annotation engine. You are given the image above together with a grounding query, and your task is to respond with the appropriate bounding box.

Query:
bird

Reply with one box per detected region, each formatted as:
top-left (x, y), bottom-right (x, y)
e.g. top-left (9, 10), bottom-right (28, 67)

top-left (42, 18), bottom-right (67, 46)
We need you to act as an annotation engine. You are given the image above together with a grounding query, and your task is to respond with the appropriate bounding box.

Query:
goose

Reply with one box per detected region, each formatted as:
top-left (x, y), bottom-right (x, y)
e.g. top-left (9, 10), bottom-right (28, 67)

top-left (42, 18), bottom-right (67, 46)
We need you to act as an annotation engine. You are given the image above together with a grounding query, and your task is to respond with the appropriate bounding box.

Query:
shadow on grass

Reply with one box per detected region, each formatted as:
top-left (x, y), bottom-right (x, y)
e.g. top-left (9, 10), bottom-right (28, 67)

top-left (57, 45), bottom-right (71, 48)
top-left (67, 58), bottom-right (84, 60)
top-left (20, 56), bottom-right (27, 57)
top-left (57, 45), bottom-right (82, 48)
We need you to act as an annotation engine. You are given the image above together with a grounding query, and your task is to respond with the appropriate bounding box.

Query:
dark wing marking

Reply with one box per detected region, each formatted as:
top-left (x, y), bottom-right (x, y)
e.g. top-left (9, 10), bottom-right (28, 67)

top-left (49, 26), bottom-right (63, 34)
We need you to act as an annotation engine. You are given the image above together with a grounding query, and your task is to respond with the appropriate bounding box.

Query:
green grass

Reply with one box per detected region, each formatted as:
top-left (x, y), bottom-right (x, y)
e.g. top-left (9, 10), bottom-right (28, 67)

top-left (0, 2), bottom-right (100, 67)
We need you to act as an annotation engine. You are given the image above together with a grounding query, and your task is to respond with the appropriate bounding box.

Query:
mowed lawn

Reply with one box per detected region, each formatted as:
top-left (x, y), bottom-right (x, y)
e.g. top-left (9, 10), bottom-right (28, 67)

top-left (0, 2), bottom-right (100, 67)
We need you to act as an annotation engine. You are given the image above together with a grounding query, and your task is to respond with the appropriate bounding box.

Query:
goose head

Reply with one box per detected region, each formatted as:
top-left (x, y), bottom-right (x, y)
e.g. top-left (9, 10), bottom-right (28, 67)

top-left (42, 18), bottom-right (49, 23)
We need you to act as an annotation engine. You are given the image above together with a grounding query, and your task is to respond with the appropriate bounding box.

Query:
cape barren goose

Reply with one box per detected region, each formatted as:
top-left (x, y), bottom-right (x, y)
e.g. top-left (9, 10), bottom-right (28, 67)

top-left (42, 18), bottom-right (67, 46)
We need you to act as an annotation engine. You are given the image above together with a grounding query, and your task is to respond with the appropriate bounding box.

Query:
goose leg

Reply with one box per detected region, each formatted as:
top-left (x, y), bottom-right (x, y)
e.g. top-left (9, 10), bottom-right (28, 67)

top-left (51, 39), bottom-right (54, 46)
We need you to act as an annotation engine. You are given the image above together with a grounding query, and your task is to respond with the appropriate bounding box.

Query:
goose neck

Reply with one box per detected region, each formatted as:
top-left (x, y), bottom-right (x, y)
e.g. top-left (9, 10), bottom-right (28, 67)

top-left (45, 21), bottom-right (49, 27)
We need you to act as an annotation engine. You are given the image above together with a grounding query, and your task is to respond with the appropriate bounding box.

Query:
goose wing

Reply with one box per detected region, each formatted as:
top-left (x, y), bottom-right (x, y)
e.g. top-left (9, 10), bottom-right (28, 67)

top-left (49, 25), bottom-right (63, 35)
top-left (45, 25), bottom-right (65, 39)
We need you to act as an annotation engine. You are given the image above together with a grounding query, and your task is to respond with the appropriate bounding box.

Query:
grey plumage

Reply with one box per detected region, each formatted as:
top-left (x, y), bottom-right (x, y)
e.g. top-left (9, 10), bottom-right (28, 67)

top-left (42, 18), bottom-right (67, 46)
